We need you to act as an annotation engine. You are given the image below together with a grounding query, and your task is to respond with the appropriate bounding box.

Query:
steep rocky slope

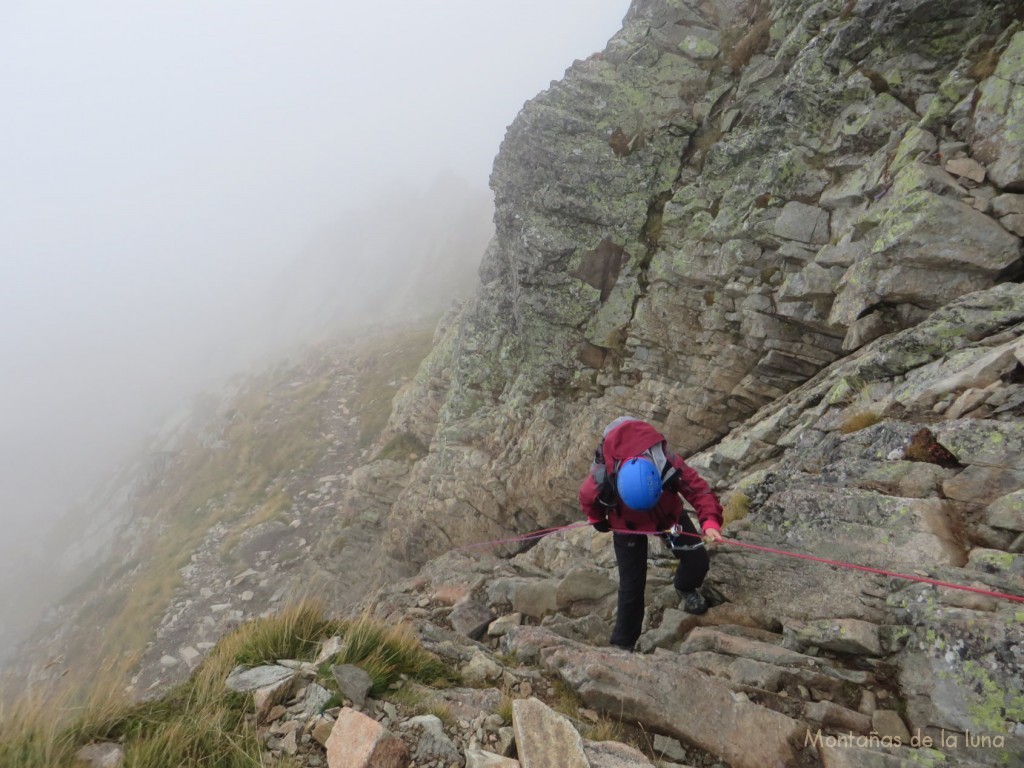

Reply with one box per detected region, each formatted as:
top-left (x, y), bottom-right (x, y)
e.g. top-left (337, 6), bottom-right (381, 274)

top-left (332, 284), bottom-right (1024, 767)
top-left (293, 0), bottom-right (1024, 765)
top-left (10, 0), bottom-right (1024, 766)
top-left (337, 0), bottom-right (1024, 570)
top-left (11, 324), bottom-right (439, 696)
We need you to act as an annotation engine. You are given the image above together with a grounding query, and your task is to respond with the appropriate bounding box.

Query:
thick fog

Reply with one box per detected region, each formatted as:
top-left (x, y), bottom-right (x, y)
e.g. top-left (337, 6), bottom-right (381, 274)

top-left (0, 1), bottom-right (628, 657)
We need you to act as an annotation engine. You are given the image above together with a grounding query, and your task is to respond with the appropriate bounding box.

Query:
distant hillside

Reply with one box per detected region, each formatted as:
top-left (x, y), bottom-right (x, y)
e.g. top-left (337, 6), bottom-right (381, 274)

top-left (257, 173), bottom-right (493, 348)
top-left (4, 320), bottom-right (441, 697)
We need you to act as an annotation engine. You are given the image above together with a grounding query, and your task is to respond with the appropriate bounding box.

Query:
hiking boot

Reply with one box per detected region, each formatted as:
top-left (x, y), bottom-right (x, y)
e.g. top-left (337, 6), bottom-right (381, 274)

top-left (610, 643), bottom-right (635, 653)
top-left (678, 589), bottom-right (708, 615)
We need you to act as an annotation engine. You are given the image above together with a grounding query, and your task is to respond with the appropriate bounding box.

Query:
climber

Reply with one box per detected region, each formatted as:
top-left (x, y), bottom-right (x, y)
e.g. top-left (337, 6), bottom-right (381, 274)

top-left (579, 416), bottom-right (724, 652)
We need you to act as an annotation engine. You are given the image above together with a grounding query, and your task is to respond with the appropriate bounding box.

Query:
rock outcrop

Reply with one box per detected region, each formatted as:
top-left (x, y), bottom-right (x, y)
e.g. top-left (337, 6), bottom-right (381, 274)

top-left (338, 0), bottom-right (1023, 577)
top-left (301, 0), bottom-right (1024, 765)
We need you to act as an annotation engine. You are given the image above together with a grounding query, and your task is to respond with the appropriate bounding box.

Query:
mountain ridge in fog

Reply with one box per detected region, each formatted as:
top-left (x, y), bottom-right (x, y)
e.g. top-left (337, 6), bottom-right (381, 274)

top-left (259, 172), bottom-right (494, 348)
top-left (0, 176), bottom-right (493, 665)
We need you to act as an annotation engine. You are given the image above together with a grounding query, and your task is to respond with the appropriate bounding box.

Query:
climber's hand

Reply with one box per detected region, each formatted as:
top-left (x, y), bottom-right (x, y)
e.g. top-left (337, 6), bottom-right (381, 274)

top-left (703, 527), bottom-right (724, 545)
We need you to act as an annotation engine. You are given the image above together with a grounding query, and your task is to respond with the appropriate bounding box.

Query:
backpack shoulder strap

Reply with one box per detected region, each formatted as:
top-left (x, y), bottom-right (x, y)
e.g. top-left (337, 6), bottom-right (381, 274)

top-left (590, 439), bottom-right (621, 509)
top-left (645, 441), bottom-right (680, 490)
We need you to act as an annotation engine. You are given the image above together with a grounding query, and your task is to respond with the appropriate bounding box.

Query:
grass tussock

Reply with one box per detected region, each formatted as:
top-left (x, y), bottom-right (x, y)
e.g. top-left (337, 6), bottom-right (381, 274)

top-left (427, 702), bottom-right (456, 728)
top-left (0, 601), bottom-right (451, 768)
top-left (968, 46), bottom-right (1001, 80)
top-left (722, 0), bottom-right (772, 72)
top-left (0, 692), bottom-right (73, 768)
top-left (839, 409), bottom-right (883, 434)
top-left (722, 491), bottom-right (751, 526)
top-left (836, 378), bottom-right (885, 434)
top-left (584, 716), bottom-right (625, 742)
top-left (320, 611), bottom-right (456, 696)
top-left (497, 692), bottom-right (514, 724)
top-left (550, 679), bottom-right (584, 722)
top-left (206, 599), bottom-right (343, 677)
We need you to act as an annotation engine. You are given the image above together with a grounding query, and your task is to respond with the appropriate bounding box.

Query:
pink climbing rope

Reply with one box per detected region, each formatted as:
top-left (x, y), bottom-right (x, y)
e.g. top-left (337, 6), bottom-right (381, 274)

top-left (452, 521), bottom-right (593, 551)
top-left (453, 522), bottom-right (1024, 604)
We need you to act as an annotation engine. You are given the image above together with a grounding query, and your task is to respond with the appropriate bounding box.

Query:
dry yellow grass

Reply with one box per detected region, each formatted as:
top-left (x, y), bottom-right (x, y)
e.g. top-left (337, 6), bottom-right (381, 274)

top-left (839, 409), bottom-right (882, 434)
top-left (0, 601), bottom-right (453, 767)
top-left (584, 717), bottom-right (625, 742)
top-left (722, 491), bottom-right (751, 526)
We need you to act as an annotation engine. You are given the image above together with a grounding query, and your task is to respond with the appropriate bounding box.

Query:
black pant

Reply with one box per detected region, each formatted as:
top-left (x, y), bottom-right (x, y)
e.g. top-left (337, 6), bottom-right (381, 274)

top-left (609, 514), bottom-right (709, 648)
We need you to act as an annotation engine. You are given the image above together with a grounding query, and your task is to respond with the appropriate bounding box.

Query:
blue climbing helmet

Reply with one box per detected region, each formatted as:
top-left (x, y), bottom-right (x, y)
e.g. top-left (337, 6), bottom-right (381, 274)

top-left (616, 457), bottom-right (662, 511)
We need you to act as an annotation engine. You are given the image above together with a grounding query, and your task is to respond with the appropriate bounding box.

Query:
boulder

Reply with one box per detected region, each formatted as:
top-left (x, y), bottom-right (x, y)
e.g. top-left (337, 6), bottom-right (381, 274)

top-left (487, 613), bottom-right (523, 637)
top-left (325, 708), bottom-right (409, 768)
top-left (512, 697), bottom-right (588, 768)
top-left (973, 31), bottom-right (1024, 188)
top-left (829, 187), bottom-right (1020, 327)
top-left (465, 749), bottom-right (519, 768)
top-left (462, 650), bottom-right (503, 685)
top-left (224, 664), bottom-right (295, 692)
top-left (450, 598), bottom-right (496, 640)
top-left (400, 714), bottom-right (461, 765)
top-left (74, 743), bottom-right (124, 768)
top-left (784, 618), bottom-right (883, 656)
top-left (224, 665), bottom-right (301, 724)
top-left (986, 490), bottom-right (1024, 532)
top-left (508, 628), bottom-right (807, 768)
top-left (583, 739), bottom-right (657, 767)
top-left (555, 567), bottom-right (617, 608)
top-left (871, 710), bottom-right (911, 742)
top-left (511, 580), bottom-right (560, 618)
top-left (804, 701), bottom-right (872, 734)
top-left (773, 201), bottom-right (831, 245)
top-left (331, 664), bottom-right (373, 709)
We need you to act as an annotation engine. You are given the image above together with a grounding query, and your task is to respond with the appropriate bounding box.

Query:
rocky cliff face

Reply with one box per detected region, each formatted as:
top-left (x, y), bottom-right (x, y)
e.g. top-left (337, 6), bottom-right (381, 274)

top-left (347, 0), bottom-right (1023, 568)
top-left (301, 0), bottom-right (1024, 765)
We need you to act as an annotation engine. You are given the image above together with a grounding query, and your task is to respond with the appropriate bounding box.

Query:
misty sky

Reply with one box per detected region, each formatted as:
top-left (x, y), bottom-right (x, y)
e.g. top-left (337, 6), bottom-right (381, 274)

top-left (0, 1), bottom-right (629, 555)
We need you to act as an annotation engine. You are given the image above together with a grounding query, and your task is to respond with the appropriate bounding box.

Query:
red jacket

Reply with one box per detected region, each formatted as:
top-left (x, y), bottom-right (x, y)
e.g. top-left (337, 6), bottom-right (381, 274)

top-left (579, 419), bottom-right (723, 534)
